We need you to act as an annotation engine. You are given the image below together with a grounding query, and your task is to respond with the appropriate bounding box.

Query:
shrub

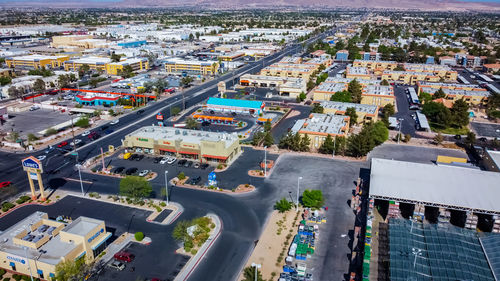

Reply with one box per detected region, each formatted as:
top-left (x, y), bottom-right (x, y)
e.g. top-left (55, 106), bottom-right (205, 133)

top-left (159, 202), bottom-right (166, 207)
top-left (4, 277), bottom-right (11, 281)
top-left (275, 198), bottom-right (292, 213)
top-left (2, 202), bottom-right (15, 212)
top-left (301, 189), bottom-right (324, 209)
top-left (0, 269), bottom-right (5, 277)
top-left (16, 196), bottom-right (30, 204)
top-left (191, 249), bottom-right (198, 255)
top-left (177, 172), bottom-right (186, 180)
top-left (217, 164), bottom-right (223, 170)
top-left (12, 275), bottom-right (21, 281)
top-left (134, 232), bottom-right (144, 241)
top-left (155, 206), bottom-right (162, 212)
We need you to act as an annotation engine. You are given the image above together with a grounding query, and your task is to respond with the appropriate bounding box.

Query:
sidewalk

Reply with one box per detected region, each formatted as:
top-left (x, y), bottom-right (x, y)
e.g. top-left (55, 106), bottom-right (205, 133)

top-left (174, 213), bottom-right (222, 281)
top-left (98, 233), bottom-right (133, 264)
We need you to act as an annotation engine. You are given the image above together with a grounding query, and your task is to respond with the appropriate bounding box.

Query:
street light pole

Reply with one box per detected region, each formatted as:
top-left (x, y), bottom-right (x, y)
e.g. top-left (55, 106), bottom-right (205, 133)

top-left (397, 118), bottom-right (403, 144)
top-left (332, 136), bottom-right (336, 159)
top-left (76, 164), bottom-right (84, 196)
top-left (251, 263), bottom-right (261, 281)
top-left (264, 146), bottom-right (267, 177)
top-left (164, 170), bottom-right (169, 206)
top-left (296, 176), bottom-right (302, 212)
top-left (412, 248), bottom-right (422, 269)
top-left (23, 247), bottom-right (34, 281)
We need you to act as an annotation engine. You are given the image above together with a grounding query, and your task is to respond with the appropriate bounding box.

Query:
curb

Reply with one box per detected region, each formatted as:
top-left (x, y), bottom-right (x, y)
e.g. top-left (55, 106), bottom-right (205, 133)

top-left (0, 200), bottom-right (56, 219)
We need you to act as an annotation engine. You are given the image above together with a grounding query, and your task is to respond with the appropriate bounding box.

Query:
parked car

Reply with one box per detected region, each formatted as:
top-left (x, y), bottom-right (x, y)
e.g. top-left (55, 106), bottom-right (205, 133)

top-left (167, 157), bottom-right (177, 165)
top-left (100, 125), bottom-right (109, 131)
top-left (129, 154), bottom-right (138, 161)
top-left (125, 167), bottom-right (138, 175)
top-left (114, 251), bottom-right (135, 263)
top-left (135, 154), bottom-right (144, 161)
top-left (70, 139), bottom-right (82, 146)
top-left (153, 157), bottom-right (162, 164)
top-left (177, 159), bottom-right (187, 166)
top-left (200, 163), bottom-right (209, 170)
top-left (110, 119), bottom-right (119, 125)
top-left (108, 261), bottom-right (125, 271)
top-left (193, 163), bottom-right (200, 169)
top-left (36, 155), bottom-right (46, 161)
top-left (137, 109), bottom-right (145, 114)
top-left (88, 131), bottom-right (99, 140)
top-left (189, 176), bottom-right (201, 185)
top-left (81, 131), bottom-right (90, 137)
top-left (138, 170), bottom-right (149, 177)
top-left (113, 167), bottom-right (125, 174)
top-left (29, 105), bottom-right (40, 111)
top-left (58, 141), bottom-right (68, 148)
top-left (0, 181), bottom-right (12, 188)
top-left (45, 146), bottom-right (54, 154)
top-left (184, 160), bottom-right (193, 168)
top-left (160, 157), bottom-right (169, 164)
top-left (105, 129), bottom-right (114, 134)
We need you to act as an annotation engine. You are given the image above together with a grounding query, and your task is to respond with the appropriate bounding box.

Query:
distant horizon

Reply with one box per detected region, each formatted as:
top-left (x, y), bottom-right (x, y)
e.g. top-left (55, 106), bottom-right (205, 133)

top-left (1, 0), bottom-right (500, 2)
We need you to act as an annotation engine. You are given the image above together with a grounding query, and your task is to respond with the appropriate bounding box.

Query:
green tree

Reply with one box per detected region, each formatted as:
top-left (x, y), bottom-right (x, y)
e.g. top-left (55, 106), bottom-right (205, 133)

top-left (394, 65), bottom-right (405, 71)
top-left (450, 99), bottom-right (469, 127)
top-left (171, 106), bottom-right (181, 116)
top-left (27, 133), bottom-right (38, 143)
top-left (172, 220), bottom-right (190, 242)
top-left (7, 86), bottom-right (21, 98)
top-left (8, 131), bottom-right (19, 142)
top-left (74, 117), bottom-right (90, 128)
top-left (419, 92), bottom-right (432, 104)
top-left (318, 134), bottom-right (334, 154)
top-left (78, 64), bottom-right (90, 77)
top-left (311, 103), bottom-right (324, 113)
top-left (181, 76), bottom-right (194, 87)
top-left (300, 133), bottom-right (310, 152)
top-left (345, 107), bottom-right (358, 125)
top-left (264, 119), bottom-right (272, 132)
top-left (119, 176), bottom-right (152, 200)
top-left (316, 72), bottom-right (328, 85)
top-left (185, 117), bottom-right (199, 129)
top-left (263, 132), bottom-right (274, 147)
top-left (371, 121), bottom-right (389, 145)
top-left (348, 79), bottom-right (362, 103)
top-left (33, 78), bottom-right (46, 94)
top-left (274, 198), bottom-right (292, 213)
top-left (433, 88), bottom-right (446, 99)
top-left (89, 79), bottom-right (99, 88)
top-left (330, 91), bottom-right (352, 102)
top-left (45, 128), bottom-right (57, 136)
top-left (296, 92), bottom-right (306, 103)
top-left (380, 79), bottom-right (389, 86)
top-left (55, 255), bottom-right (87, 281)
top-left (134, 232), bottom-right (144, 241)
top-left (422, 101), bottom-right (452, 128)
top-left (301, 189), bottom-right (324, 209)
top-left (110, 53), bottom-right (121, 62)
top-left (242, 266), bottom-right (264, 281)
top-left (464, 131), bottom-right (476, 148)
top-left (0, 76), bottom-right (11, 86)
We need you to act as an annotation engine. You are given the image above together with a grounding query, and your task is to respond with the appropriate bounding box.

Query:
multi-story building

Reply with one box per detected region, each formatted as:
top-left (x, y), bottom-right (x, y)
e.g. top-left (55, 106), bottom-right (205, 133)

top-left (381, 71), bottom-right (441, 85)
top-left (260, 63), bottom-right (317, 81)
top-left (359, 52), bottom-right (381, 61)
top-left (123, 126), bottom-right (241, 164)
top-left (51, 34), bottom-right (93, 48)
top-left (361, 85), bottom-right (395, 106)
top-left (0, 211), bottom-right (111, 281)
top-left (352, 59), bottom-right (397, 72)
top-left (312, 82), bottom-right (348, 101)
top-left (5, 55), bottom-right (69, 69)
top-left (335, 50), bottom-right (349, 61)
top-left (345, 66), bottom-right (373, 80)
top-left (105, 58), bottom-right (149, 75)
top-left (483, 64), bottom-right (500, 74)
top-left (75, 92), bottom-right (121, 106)
top-left (164, 58), bottom-right (219, 76)
top-left (64, 56), bottom-right (111, 73)
top-left (439, 56), bottom-right (457, 66)
top-left (456, 54), bottom-right (486, 68)
top-left (303, 56), bottom-right (333, 68)
top-left (291, 113), bottom-right (349, 150)
top-left (320, 101), bottom-right (379, 123)
top-left (417, 82), bottom-right (490, 106)
top-left (403, 63), bottom-right (458, 81)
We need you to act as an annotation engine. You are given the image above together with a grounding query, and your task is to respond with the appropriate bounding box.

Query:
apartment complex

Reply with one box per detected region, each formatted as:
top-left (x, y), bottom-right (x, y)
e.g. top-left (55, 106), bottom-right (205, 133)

top-left (320, 101), bottom-right (379, 123)
top-left (0, 212), bottom-right (110, 280)
top-left (164, 58), bottom-right (219, 76)
top-left (417, 82), bottom-right (491, 105)
top-left (5, 55), bottom-right (69, 69)
top-left (352, 59), bottom-right (397, 72)
top-left (64, 56), bottom-right (111, 73)
top-left (123, 126), bottom-right (241, 164)
top-left (291, 113), bottom-right (349, 150)
top-left (381, 71), bottom-right (441, 85)
top-left (403, 63), bottom-right (458, 81)
top-left (105, 58), bottom-right (149, 75)
top-left (260, 63), bottom-right (317, 81)
top-left (361, 85), bottom-right (395, 106)
top-left (312, 82), bottom-right (348, 101)
top-left (345, 66), bottom-right (372, 80)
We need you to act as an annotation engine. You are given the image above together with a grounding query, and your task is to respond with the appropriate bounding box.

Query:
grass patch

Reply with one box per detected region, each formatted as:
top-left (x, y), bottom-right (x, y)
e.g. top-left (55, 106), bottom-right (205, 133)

top-left (430, 124), bottom-right (469, 135)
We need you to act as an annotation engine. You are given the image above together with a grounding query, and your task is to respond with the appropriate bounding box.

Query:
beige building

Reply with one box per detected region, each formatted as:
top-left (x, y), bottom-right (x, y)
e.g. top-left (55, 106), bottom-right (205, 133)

top-left (345, 66), bottom-right (373, 80)
top-left (260, 63), bottom-right (317, 81)
top-left (381, 71), bottom-right (441, 85)
top-left (64, 56), bottom-right (111, 73)
top-left (291, 113), bottom-right (349, 150)
top-left (417, 82), bottom-right (490, 106)
top-left (5, 55), bottom-right (69, 70)
top-left (320, 101), bottom-right (379, 123)
top-left (403, 63), bottom-right (458, 81)
top-left (51, 35), bottom-right (109, 51)
top-left (164, 58), bottom-right (219, 76)
top-left (240, 74), bottom-right (307, 98)
top-left (361, 85), bottom-right (396, 107)
top-left (0, 212), bottom-right (110, 280)
top-left (123, 126), bottom-right (241, 164)
top-left (312, 82), bottom-right (348, 101)
top-left (352, 59), bottom-right (398, 74)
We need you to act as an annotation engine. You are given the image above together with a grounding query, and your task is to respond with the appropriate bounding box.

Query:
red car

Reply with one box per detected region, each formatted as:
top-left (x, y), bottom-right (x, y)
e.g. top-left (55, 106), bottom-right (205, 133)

top-left (0, 181), bottom-right (12, 188)
top-left (57, 141), bottom-right (68, 148)
top-left (114, 251), bottom-right (134, 263)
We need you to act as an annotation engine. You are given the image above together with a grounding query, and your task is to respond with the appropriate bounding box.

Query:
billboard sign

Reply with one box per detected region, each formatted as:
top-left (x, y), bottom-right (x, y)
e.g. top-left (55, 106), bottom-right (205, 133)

top-left (22, 156), bottom-right (43, 172)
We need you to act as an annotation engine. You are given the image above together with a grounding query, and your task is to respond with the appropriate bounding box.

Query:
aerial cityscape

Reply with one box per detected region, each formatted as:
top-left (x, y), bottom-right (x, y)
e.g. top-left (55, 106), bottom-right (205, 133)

top-left (0, 3), bottom-right (499, 281)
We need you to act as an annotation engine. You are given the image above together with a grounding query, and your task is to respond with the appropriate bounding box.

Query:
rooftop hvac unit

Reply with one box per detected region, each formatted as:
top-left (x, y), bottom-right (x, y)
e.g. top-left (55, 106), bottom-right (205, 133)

top-left (183, 131), bottom-right (187, 136)
top-left (175, 130), bottom-right (180, 135)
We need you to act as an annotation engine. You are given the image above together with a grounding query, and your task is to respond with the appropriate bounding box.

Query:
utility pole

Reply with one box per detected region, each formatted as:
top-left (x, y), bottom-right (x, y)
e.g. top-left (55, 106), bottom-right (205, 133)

top-left (164, 170), bottom-right (169, 206)
top-left (264, 146), bottom-right (267, 177)
top-left (296, 176), bottom-right (302, 212)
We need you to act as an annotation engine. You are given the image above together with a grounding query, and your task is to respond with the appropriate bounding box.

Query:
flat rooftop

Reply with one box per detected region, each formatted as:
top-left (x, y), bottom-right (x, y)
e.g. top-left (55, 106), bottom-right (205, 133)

top-left (164, 57), bottom-right (218, 66)
top-left (363, 85), bottom-right (394, 96)
top-left (315, 82), bottom-right (347, 93)
top-left (369, 158), bottom-right (500, 215)
top-left (291, 113), bottom-right (348, 135)
top-left (127, 126), bottom-right (239, 148)
top-left (320, 101), bottom-right (378, 114)
top-left (324, 77), bottom-right (382, 85)
top-left (346, 67), bottom-right (370, 75)
top-left (207, 97), bottom-right (263, 109)
top-left (418, 82), bottom-right (483, 89)
top-left (63, 216), bottom-right (102, 235)
top-left (354, 59), bottom-right (396, 64)
top-left (404, 63), bottom-right (453, 72)
top-left (425, 87), bottom-right (491, 98)
top-left (67, 56), bottom-right (111, 64)
top-left (7, 54), bottom-right (67, 61)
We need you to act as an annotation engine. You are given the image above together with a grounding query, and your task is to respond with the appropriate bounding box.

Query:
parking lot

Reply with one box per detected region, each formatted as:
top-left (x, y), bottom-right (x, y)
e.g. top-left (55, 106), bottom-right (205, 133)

top-left (470, 122), bottom-right (500, 139)
top-left (1, 108), bottom-right (73, 137)
top-left (393, 85), bottom-right (418, 137)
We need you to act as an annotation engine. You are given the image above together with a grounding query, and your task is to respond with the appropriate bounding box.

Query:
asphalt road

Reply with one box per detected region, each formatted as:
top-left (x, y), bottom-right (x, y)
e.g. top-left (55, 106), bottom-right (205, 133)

top-left (393, 85), bottom-right (417, 137)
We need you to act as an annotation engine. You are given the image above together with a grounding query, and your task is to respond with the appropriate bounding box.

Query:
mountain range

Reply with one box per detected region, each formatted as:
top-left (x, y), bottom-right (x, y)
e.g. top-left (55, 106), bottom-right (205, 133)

top-left (1, 0), bottom-right (499, 11)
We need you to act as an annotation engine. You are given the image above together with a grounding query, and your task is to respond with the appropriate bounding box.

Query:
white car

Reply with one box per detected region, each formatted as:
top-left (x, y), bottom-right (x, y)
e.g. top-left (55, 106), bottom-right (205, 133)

top-left (159, 157), bottom-right (169, 164)
top-left (36, 155), bottom-right (46, 161)
top-left (70, 139), bottom-right (82, 146)
top-left (108, 261), bottom-right (125, 271)
top-left (110, 119), bottom-right (119, 125)
top-left (138, 170), bottom-right (149, 177)
top-left (167, 157), bottom-right (177, 164)
top-left (81, 131), bottom-right (90, 137)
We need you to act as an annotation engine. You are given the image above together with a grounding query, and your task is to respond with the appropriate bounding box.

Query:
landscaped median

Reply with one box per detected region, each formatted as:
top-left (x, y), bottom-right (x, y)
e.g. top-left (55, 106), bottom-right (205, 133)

top-left (172, 213), bottom-right (222, 281)
top-left (171, 172), bottom-right (255, 194)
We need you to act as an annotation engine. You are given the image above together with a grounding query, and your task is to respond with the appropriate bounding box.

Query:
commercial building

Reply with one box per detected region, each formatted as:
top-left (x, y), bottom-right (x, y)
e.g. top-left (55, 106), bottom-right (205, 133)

top-left (64, 56), bottom-right (111, 73)
top-left (303, 56), bottom-right (333, 68)
top-left (483, 64), bottom-right (500, 74)
top-left (345, 66), bottom-right (372, 80)
top-left (5, 55), bottom-right (69, 69)
top-left (205, 97), bottom-right (264, 115)
top-left (51, 35), bottom-right (93, 48)
top-left (164, 58), bottom-right (219, 76)
top-left (0, 211), bottom-right (110, 280)
top-left (352, 59), bottom-right (397, 72)
top-left (320, 101), bottom-right (379, 123)
top-left (439, 56), bottom-right (457, 66)
top-left (117, 40), bottom-right (147, 48)
top-left (75, 92), bottom-right (121, 106)
top-left (0, 68), bottom-right (14, 78)
top-left (359, 52), bottom-right (381, 61)
top-left (312, 82), bottom-right (348, 101)
top-left (105, 58), bottom-right (149, 75)
top-left (361, 85), bottom-right (395, 106)
top-left (291, 113), bottom-right (349, 150)
top-left (123, 126), bottom-right (241, 164)
top-left (335, 50), bottom-right (349, 61)
top-left (239, 74), bottom-right (306, 98)
top-left (417, 82), bottom-right (490, 105)
top-left (482, 149), bottom-right (500, 172)
top-left (260, 63), bottom-right (317, 81)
